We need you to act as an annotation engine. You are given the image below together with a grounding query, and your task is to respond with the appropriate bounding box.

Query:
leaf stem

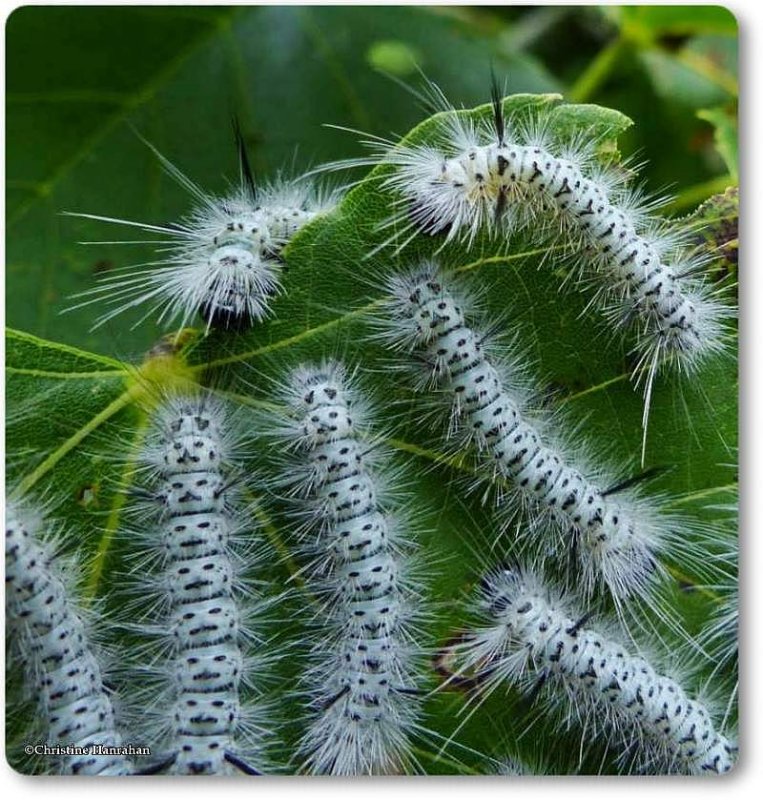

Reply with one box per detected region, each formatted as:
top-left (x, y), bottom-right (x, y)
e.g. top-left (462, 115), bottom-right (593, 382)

top-left (84, 418), bottom-right (149, 600)
top-left (569, 35), bottom-right (628, 103)
top-left (248, 495), bottom-right (308, 595)
top-left (16, 385), bottom-right (138, 496)
top-left (196, 302), bottom-right (380, 370)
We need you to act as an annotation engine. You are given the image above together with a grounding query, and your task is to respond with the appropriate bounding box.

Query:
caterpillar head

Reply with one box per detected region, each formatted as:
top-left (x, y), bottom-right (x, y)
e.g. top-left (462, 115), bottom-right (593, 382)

top-left (198, 241), bottom-right (281, 330)
top-left (287, 362), bottom-right (355, 445)
top-left (291, 362), bottom-right (348, 408)
top-left (213, 208), bottom-right (275, 255)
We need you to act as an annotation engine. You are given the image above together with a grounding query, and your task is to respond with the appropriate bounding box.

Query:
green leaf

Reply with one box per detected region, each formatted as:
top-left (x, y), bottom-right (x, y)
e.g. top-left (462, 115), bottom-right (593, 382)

top-left (698, 105), bottom-right (739, 179)
top-left (639, 49), bottom-right (732, 107)
top-left (605, 6), bottom-right (738, 41)
top-left (682, 34), bottom-right (739, 97)
top-left (6, 89), bottom-right (737, 774)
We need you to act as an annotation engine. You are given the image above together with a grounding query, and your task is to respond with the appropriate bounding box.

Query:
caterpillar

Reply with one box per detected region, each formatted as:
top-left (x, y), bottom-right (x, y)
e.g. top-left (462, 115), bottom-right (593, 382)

top-left (701, 549), bottom-right (738, 677)
top-left (696, 495), bottom-right (738, 702)
top-left (5, 501), bottom-right (133, 775)
top-left (66, 122), bottom-right (341, 333)
top-left (319, 80), bottom-right (732, 429)
top-left (454, 564), bottom-right (736, 775)
top-left (379, 260), bottom-right (669, 608)
top-left (270, 360), bottom-right (423, 775)
top-left (123, 392), bottom-right (268, 774)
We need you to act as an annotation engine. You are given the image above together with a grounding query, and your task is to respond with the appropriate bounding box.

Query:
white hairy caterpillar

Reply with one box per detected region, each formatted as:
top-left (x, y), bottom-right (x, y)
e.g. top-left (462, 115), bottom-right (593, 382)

top-left (66, 124), bottom-right (341, 333)
top-left (496, 755), bottom-right (549, 776)
top-left (320, 81), bottom-right (731, 425)
top-left (271, 360), bottom-right (422, 775)
top-left (5, 501), bottom-right (132, 776)
top-left (701, 551), bottom-right (738, 678)
top-left (380, 260), bottom-right (669, 608)
top-left (456, 565), bottom-right (736, 775)
top-left (696, 496), bottom-right (738, 698)
top-left (124, 392), bottom-right (268, 775)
